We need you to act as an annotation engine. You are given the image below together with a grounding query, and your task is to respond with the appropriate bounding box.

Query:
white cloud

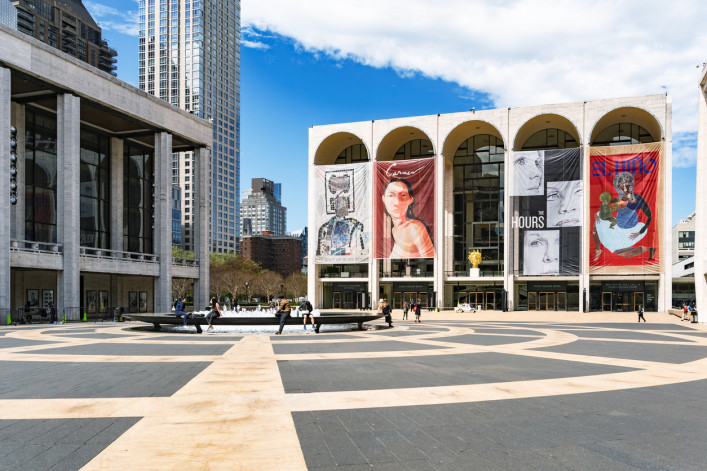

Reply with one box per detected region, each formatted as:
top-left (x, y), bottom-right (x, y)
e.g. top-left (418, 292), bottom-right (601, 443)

top-left (85, 1), bottom-right (140, 37)
top-left (242, 0), bottom-right (707, 143)
top-left (673, 132), bottom-right (698, 167)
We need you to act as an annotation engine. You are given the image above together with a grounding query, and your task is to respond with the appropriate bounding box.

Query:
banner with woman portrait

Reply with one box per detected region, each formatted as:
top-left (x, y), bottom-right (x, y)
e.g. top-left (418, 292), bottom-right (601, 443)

top-left (589, 143), bottom-right (662, 274)
top-left (510, 148), bottom-right (583, 275)
top-left (314, 162), bottom-right (370, 263)
top-left (374, 158), bottom-right (436, 259)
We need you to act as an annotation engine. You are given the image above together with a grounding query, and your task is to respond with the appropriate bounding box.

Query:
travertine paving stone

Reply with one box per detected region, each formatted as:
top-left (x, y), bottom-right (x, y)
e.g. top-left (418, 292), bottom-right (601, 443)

top-left (0, 311), bottom-right (705, 470)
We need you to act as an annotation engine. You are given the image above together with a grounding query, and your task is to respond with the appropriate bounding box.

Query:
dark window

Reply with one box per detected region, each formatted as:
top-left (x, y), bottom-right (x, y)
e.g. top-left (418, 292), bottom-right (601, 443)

top-left (393, 139), bottom-right (434, 160)
top-left (453, 134), bottom-right (504, 275)
top-left (592, 123), bottom-right (656, 146)
top-left (521, 128), bottom-right (578, 150)
top-left (24, 108), bottom-right (58, 243)
top-left (80, 129), bottom-right (110, 248)
top-left (334, 144), bottom-right (368, 164)
top-left (123, 142), bottom-right (154, 254)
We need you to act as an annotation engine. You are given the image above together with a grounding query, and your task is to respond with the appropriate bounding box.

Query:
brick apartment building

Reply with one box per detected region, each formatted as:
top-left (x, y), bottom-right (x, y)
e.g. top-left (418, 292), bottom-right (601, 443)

top-left (242, 232), bottom-right (302, 276)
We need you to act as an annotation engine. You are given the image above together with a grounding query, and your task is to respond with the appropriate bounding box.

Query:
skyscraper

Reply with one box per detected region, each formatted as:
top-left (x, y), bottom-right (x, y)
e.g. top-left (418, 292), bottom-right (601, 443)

top-left (11, 0), bottom-right (117, 74)
top-left (138, 0), bottom-right (240, 253)
top-left (241, 178), bottom-right (287, 236)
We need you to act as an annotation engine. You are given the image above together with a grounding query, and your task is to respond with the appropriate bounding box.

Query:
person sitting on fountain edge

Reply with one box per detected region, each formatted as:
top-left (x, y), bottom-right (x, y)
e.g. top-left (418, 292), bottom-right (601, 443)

top-left (275, 295), bottom-right (291, 335)
top-left (174, 297), bottom-right (189, 326)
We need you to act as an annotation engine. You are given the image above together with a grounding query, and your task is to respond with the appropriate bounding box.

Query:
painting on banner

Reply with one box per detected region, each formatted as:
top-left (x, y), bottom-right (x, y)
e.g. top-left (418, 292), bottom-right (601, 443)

top-left (510, 148), bottom-right (582, 275)
top-left (374, 158), bottom-right (436, 259)
top-left (589, 143), bottom-right (662, 274)
top-left (314, 163), bottom-right (370, 263)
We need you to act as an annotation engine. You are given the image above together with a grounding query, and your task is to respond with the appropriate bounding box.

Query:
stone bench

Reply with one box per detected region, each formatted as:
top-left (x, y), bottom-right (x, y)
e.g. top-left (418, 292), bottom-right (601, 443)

top-left (122, 313), bottom-right (384, 334)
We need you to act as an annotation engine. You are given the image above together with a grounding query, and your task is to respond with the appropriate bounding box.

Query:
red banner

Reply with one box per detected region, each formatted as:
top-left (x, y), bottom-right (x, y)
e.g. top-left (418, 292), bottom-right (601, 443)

top-left (589, 144), bottom-right (662, 273)
top-left (374, 158), bottom-right (436, 259)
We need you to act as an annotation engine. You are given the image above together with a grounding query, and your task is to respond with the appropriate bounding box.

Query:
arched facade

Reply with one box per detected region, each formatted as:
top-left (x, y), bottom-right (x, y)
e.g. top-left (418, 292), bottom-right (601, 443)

top-left (308, 95), bottom-right (672, 314)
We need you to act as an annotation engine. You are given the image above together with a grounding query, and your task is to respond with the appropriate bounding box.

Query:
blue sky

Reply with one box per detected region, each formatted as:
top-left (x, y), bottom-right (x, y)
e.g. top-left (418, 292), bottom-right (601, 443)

top-left (87, 0), bottom-right (705, 230)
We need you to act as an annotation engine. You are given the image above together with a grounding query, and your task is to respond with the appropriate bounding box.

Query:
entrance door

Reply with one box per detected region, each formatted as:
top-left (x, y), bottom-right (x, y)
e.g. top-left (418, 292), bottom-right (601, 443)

top-left (538, 292), bottom-right (556, 310)
top-left (485, 292), bottom-right (495, 310)
top-left (634, 292), bottom-right (644, 311)
top-left (528, 292), bottom-right (538, 311)
top-left (393, 292), bottom-right (402, 310)
top-left (418, 293), bottom-right (428, 308)
top-left (333, 292), bottom-right (341, 309)
top-left (602, 292), bottom-right (612, 311)
top-left (556, 292), bottom-right (567, 311)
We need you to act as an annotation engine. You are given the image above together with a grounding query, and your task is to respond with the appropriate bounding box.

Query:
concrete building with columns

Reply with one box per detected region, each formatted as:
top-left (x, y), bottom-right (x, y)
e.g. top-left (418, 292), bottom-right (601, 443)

top-left (0, 24), bottom-right (211, 322)
top-left (695, 65), bottom-right (707, 322)
top-left (308, 94), bottom-right (672, 312)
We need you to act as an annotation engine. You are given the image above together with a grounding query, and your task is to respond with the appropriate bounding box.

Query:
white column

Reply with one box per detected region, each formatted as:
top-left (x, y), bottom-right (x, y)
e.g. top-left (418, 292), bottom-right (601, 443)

top-left (152, 132), bottom-right (172, 312)
top-left (434, 149), bottom-right (445, 308)
top-left (307, 161), bottom-right (317, 305)
top-left (193, 146), bottom-right (210, 311)
top-left (110, 137), bottom-right (124, 252)
top-left (581, 102), bottom-right (590, 312)
top-left (56, 93), bottom-right (81, 318)
top-left (660, 99), bottom-right (673, 312)
top-left (0, 67), bottom-right (11, 320)
top-left (695, 77), bottom-right (707, 322)
top-left (504, 110), bottom-right (514, 311)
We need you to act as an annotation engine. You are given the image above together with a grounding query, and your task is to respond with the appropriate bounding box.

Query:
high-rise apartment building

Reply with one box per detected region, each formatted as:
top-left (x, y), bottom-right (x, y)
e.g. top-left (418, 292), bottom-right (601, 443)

top-left (241, 178), bottom-right (287, 237)
top-left (12, 0), bottom-right (117, 74)
top-left (0, 0), bottom-right (17, 28)
top-left (138, 0), bottom-right (240, 253)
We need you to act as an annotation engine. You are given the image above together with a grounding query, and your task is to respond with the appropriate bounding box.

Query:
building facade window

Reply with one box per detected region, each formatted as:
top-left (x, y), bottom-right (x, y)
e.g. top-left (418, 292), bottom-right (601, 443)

top-left (452, 134), bottom-right (505, 275)
top-left (24, 108), bottom-right (58, 244)
top-left (393, 139), bottom-right (434, 160)
top-left (80, 129), bottom-right (110, 248)
top-left (592, 123), bottom-right (655, 146)
top-left (124, 142), bottom-right (154, 254)
top-left (334, 143), bottom-right (368, 164)
top-left (521, 129), bottom-right (579, 150)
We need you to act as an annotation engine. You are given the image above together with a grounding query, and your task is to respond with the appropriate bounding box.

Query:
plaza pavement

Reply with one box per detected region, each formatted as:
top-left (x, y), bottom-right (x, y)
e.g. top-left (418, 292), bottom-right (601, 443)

top-left (1, 310), bottom-right (706, 470)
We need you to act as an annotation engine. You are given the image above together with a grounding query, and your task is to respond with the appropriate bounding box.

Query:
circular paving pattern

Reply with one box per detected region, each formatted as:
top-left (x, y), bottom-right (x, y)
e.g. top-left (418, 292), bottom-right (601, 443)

top-left (1, 313), bottom-right (706, 470)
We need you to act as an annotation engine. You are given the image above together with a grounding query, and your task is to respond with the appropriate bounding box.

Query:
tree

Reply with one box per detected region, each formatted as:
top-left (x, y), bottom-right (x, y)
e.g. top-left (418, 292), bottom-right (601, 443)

top-left (209, 253), bottom-right (262, 303)
top-left (283, 272), bottom-right (307, 300)
top-left (254, 271), bottom-right (283, 303)
top-left (172, 278), bottom-right (193, 301)
top-left (172, 246), bottom-right (195, 259)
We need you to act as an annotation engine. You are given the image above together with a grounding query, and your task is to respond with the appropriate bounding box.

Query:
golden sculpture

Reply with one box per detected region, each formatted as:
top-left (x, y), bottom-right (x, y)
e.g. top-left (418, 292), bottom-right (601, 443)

top-left (468, 250), bottom-right (481, 269)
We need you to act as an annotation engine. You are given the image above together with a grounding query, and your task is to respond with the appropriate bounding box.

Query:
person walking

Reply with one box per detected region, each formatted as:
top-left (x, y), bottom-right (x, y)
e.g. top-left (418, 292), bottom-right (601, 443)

top-left (682, 304), bottom-right (689, 321)
top-left (206, 297), bottom-right (221, 332)
top-left (174, 297), bottom-right (189, 326)
top-left (414, 299), bottom-right (422, 323)
top-left (300, 299), bottom-right (315, 331)
top-left (275, 296), bottom-right (291, 335)
top-left (637, 305), bottom-right (646, 322)
top-left (402, 301), bottom-right (409, 320)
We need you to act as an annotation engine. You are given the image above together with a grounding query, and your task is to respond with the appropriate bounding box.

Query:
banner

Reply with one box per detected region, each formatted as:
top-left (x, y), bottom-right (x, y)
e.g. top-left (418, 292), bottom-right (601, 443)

top-left (510, 148), bottom-right (582, 275)
top-left (589, 143), bottom-right (662, 274)
top-left (314, 163), bottom-right (370, 263)
top-left (374, 158), bottom-right (436, 259)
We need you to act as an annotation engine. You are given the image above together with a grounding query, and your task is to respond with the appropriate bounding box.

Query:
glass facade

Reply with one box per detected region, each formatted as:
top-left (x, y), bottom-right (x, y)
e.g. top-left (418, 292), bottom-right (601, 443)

top-left (124, 142), bottom-right (154, 254)
top-left (335, 144), bottom-right (368, 164)
top-left (79, 129), bottom-right (110, 248)
top-left (452, 135), bottom-right (505, 275)
top-left (393, 139), bottom-right (434, 160)
top-left (592, 123), bottom-right (654, 146)
top-left (24, 108), bottom-right (57, 243)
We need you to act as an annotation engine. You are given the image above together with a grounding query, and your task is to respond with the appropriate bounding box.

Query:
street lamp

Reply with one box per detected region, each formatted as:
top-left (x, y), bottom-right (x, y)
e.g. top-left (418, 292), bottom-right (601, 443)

top-left (245, 281), bottom-right (249, 303)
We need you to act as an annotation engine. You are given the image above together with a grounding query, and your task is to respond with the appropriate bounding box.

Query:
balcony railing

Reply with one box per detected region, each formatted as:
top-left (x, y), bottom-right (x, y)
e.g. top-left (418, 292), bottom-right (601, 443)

top-left (446, 269), bottom-right (504, 277)
top-left (172, 257), bottom-right (199, 267)
top-left (319, 270), bottom-right (368, 278)
top-left (10, 240), bottom-right (62, 253)
top-left (379, 270), bottom-right (434, 278)
top-left (80, 247), bottom-right (158, 263)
